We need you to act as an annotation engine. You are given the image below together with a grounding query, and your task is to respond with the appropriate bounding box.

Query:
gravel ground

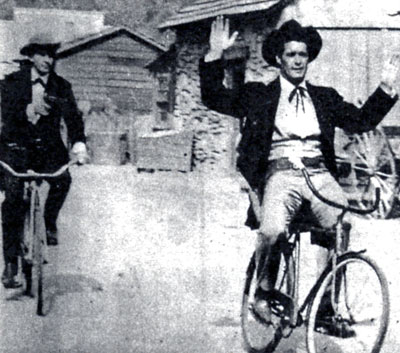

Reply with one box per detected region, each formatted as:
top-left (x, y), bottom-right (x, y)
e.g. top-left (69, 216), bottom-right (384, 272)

top-left (0, 165), bottom-right (398, 353)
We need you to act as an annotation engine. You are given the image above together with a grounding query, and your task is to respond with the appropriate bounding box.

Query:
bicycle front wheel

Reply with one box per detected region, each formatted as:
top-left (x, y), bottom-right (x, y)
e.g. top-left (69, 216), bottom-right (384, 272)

top-left (241, 251), bottom-right (295, 353)
top-left (306, 253), bottom-right (389, 353)
top-left (32, 190), bottom-right (47, 316)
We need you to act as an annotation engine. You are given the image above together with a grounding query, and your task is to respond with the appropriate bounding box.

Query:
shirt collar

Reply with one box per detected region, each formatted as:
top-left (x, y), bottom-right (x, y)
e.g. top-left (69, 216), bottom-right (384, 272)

top-left (279, 75), bottom-right (308, 98)
top-left (31, 67), bottom-right (49, 85)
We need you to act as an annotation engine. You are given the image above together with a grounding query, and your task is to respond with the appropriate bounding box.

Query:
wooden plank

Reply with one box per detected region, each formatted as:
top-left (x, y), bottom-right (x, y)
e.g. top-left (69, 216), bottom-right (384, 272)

top-left (94, 39), bottom-right (158, 54)
top-left (58, 55), bottom-right (153, 67)
top-left (68, 78), bottom-right (155, 89)
top-left (137, 145), bottom-right (191, 158)
top-left (66, 70), bottom-right (152, 81)
top-left (73, 93), bottom-right (153, 109)
top-left (72, 85), bottom-right (153, 94)
top-left (58, 62), bottom-right (152, 75)
top-left (137, 156), bottom-right (191, 171)
top-left (74, 92), bottom-right (106, 102)
top-left (73, 49), bottom-right (158, 60)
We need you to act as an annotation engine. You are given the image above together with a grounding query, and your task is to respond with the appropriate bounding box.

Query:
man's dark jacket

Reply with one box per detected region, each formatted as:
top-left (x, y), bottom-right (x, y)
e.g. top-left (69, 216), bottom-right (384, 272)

top-left (0, 65), bottom-right (85, 172)
top-left (199, 59), bottom-right (398, 226)
top-left (200, 59), bottom-right (397, 189)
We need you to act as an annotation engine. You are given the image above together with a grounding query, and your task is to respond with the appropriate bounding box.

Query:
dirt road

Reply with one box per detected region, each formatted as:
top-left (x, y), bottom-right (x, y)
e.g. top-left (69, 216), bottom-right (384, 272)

top-left (0, 165), bottom-right (398, 353)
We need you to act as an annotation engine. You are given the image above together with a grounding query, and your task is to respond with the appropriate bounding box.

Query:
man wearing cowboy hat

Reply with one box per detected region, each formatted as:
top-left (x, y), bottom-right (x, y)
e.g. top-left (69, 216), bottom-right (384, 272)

top-left (0, 32), bottom-right (87, 288)
top-left (200, 17), bottom-right (400, 334)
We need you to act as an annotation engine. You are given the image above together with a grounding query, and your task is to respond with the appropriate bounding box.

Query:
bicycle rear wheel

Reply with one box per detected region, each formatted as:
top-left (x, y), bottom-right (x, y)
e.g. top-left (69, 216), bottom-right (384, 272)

top-left (241, 251), bottom-right (295, 352)
top-left (306, 253), bottom-right (389, 353)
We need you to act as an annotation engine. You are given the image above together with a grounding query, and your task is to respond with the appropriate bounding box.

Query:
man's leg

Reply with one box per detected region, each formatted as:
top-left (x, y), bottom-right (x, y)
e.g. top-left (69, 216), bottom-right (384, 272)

top-left (255, 171), bottom-right (303, 320)
top-left (44, 171), bottom-right (71, 245)
top-left (306, 172), bottom-right (348, 233)
top-left (257, 171), bottom-right (304, 288)
top-left (1, 175), bottom-right (25, 288)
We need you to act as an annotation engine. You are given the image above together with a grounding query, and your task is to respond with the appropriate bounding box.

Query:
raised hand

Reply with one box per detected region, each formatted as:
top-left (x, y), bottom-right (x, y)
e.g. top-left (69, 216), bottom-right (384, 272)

top-left (380, 53), bottom-right (400, 95)
top-left (205, 15), bottom-right (239, 62)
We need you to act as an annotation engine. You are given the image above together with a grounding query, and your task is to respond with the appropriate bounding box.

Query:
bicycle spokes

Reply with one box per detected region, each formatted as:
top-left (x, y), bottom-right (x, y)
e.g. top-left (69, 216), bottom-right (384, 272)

top-left (242, 253), bottom-right (296, 352)
top-left (307, 254), bottom-right (389, 353)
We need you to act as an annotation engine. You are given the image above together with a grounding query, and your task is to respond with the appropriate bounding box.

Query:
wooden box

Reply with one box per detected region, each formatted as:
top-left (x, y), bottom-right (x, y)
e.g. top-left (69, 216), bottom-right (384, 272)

top-left (136, 130), bottom-right (193, 172)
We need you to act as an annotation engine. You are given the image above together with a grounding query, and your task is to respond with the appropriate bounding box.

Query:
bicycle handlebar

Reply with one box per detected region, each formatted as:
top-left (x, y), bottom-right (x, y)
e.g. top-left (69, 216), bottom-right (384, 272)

top-left (0, 160), bottom-right (77, 179)
top-left (301, 168), bottom-right (381, 215)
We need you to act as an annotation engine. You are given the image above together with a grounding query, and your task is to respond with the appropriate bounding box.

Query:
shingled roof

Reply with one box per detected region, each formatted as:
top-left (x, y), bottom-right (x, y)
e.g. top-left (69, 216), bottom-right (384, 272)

top-left (58, 26), bottom-right (167, 56)
top-left (159, 0), bottom-right (284, 29)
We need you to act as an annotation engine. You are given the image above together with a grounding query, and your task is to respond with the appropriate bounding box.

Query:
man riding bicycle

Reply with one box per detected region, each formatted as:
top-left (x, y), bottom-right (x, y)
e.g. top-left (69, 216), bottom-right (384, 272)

top-left (200, 17), bottom-right (400, 336)
top-left (0, 33), bottom-right (88, 288)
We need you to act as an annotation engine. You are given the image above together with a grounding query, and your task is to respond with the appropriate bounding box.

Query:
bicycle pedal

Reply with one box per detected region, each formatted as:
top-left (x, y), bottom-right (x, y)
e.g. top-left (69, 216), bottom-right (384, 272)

top-left (267, 290), bottom-right (294, 310)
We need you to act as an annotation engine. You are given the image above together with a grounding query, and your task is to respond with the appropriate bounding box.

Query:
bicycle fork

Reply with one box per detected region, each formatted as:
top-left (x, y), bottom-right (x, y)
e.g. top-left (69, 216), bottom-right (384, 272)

top-left (290, 232), bottom-right (301, 328)
top-left (21, 181), bottom-right (35, 295)
top-left (330, 211), bottom-right (347, 318)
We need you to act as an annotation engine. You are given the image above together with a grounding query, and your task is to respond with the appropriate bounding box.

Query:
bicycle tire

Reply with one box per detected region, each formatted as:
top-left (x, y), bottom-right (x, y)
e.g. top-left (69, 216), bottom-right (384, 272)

top-left (241, 251), bottom-right (295, 353)
top-left (32, 189), bottom-right (46, 316)
top-left (22, 197), bottom-right (34, 297)
top-left (306, 253), bottom-right (389, 353)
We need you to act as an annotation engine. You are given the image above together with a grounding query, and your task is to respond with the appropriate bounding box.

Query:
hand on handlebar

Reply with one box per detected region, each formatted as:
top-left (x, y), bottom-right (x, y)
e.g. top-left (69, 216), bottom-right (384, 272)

top-left (288, 155), bottom-right (306, 170)
top-left (71, 142), bottom-right (89, 165)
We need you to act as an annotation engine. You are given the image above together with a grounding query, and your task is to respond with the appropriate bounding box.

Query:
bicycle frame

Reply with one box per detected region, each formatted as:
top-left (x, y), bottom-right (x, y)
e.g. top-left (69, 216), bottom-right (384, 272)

top-left (242, 166), bottom-right (387, 353)
top-left (0, 160), bottom-right (76, 314)
top-left (277, 167), bottom-right (380, 329)
top-left (23, 179), bottom-right (43, 265)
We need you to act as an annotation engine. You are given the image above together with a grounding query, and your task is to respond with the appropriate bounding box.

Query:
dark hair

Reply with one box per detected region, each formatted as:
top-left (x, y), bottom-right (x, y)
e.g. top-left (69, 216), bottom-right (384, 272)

top-left (275, 35), bottom-right (309, 59)
top-left (262, 20), bottom-right (322, 67)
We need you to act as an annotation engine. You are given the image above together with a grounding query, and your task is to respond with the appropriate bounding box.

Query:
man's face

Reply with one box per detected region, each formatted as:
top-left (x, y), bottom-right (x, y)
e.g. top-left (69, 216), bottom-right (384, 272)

top-left (276, 41), bottom-right (309, 84)
top-left (31, 50), bottom-right (54, 75)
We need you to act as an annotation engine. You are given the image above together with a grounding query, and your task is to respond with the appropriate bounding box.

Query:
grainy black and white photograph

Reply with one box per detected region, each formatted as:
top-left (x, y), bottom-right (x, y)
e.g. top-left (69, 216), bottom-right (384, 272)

top-left (0, 0), bottom-right (399, 352)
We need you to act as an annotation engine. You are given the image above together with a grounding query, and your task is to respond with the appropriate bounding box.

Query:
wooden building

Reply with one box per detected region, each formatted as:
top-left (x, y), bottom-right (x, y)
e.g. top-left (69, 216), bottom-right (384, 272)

top-left (54, 26), bottom-right (168, 165)
top-left (57, 26), bottom-right (167, 118)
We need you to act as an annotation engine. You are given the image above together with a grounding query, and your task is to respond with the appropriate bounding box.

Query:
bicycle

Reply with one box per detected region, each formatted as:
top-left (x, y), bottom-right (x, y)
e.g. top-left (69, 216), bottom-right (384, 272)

top-left (241, 168), bottom-right (390, 353)
top-left (0, 160), bottom-right (75, 316)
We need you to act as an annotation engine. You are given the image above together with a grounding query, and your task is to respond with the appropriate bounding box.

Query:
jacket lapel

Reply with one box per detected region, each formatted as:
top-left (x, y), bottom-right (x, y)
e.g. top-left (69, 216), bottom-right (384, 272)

top-left (18, 67), bottom-right (33, 104)
top-left (46, 72), bottom-right (59, 97)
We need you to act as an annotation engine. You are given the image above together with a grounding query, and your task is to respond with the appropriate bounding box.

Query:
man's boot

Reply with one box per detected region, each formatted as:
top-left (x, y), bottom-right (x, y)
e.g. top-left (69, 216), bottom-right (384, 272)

top-left (2, 261), bottom-right (22, 289)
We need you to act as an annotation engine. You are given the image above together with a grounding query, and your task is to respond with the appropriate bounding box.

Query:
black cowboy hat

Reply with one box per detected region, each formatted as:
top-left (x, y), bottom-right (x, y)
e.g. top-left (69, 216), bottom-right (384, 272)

top-left (20, 32), bottom-right (60, 57)
top-left (262, 19), bottom-right (322, 67)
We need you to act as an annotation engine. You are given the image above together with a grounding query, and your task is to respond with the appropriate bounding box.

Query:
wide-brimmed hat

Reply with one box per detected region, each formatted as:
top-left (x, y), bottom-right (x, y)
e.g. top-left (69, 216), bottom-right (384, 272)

top-left (262, 20), bottom-right (322, 67)
top-left (20, 32), bottom-right (60, 57)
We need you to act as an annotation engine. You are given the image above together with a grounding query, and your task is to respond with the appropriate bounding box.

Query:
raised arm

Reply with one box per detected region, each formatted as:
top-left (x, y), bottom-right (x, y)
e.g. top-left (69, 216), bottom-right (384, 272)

top-left (334, 53), bottom-right (400, 133)
top-left (199, 16), bottom-right (248, 119)
top-left (205, 15), bottom-right (238, 62)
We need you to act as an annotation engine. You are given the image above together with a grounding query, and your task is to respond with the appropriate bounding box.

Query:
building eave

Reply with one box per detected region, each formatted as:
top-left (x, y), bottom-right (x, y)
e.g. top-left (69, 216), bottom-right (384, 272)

top-left (58, 26), bottom-right (167, 55)
top-left (159, 0), bottom-right (284, 29)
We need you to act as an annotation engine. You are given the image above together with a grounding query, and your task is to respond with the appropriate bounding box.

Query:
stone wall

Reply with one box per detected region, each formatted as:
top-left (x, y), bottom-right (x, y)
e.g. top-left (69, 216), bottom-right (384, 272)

top-left (173, 38), bottom-right (235, 173)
